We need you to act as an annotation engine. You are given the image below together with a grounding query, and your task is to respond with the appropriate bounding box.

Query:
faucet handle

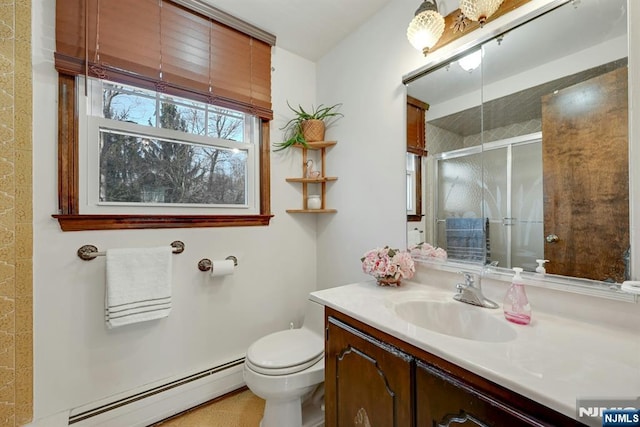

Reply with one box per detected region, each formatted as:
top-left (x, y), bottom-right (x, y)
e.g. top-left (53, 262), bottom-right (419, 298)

top-left (458, 271), bottom-right (476, 286)
top-left (454, 271), bottom-right (497, 309)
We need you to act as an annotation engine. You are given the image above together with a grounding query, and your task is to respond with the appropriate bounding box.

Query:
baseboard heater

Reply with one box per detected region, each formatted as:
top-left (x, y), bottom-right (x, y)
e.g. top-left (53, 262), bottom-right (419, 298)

top-left (68, 357), bottom-right (245, 425)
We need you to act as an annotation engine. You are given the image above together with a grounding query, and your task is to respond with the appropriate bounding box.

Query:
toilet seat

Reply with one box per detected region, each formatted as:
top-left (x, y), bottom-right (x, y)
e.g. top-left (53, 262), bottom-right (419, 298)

top-left (246, 328), bottom-right (323, 375)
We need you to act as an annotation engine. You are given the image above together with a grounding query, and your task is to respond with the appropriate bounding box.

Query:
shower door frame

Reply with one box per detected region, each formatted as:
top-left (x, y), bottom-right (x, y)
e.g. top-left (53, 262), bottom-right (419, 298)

top-left (432, 131), bottom-right (542, 268)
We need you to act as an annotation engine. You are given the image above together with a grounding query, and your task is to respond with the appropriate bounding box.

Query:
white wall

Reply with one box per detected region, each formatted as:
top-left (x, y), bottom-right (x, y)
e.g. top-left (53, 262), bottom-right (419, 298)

top-left (314, 0), bottom-right (640, 289)
top-left (32, 0), bottom-right (320, 420)
top-left (314, 0), bottom-right (428, 289)
top-left (31, 0), bottom-right (640, 421)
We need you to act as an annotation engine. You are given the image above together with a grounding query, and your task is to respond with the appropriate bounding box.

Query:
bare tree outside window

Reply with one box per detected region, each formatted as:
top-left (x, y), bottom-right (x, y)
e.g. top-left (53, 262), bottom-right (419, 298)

top-left (98, 84), bottom-right (249, 206)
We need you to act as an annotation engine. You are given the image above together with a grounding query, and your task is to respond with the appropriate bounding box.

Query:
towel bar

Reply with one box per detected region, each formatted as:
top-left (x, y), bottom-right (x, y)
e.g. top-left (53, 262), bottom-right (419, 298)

top-left (77, 240), bottom-right (185, 261)
top-left (198, 256), bottom-right (238, 271)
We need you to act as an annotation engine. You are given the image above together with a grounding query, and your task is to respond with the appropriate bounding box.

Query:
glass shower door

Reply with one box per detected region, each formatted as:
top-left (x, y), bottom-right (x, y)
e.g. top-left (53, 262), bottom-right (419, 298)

top-left (435, 149), bottom-right (485, 261)
top-left (483, 138), bottom-right (543, 271)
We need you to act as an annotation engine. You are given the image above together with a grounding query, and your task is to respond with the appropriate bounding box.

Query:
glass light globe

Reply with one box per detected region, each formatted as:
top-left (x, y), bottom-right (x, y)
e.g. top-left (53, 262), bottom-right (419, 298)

top-left (407, 0), bottom-right (445, 56)
top-left (459, 0), bottom-right (504, 24)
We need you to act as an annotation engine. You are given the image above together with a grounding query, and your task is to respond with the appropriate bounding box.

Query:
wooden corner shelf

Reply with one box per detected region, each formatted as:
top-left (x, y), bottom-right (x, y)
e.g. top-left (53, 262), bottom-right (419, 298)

top-left (296, 141), bottom-right (337, 150)
top-left (286, 209), bottom-right (338, 214)
top-left (285, 177), bottom-right (338, 183)
top-left (286, 140), bottom-right (338, 213)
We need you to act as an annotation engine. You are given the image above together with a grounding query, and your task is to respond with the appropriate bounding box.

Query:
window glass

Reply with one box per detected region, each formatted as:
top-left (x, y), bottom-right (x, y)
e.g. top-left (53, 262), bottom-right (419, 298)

top-left (208, 108), bottom-right (245, 141)
top-left (99, 129), bottom-right (248, 206)
top-left (407, 153), bottom-right (416, 214)
top-left (82, 77), bottom-right (259, 215)
top-left (98, 82), bottom-right (249, 141)
top-left (102, 83), bottom-right (157, 126)
top-left (160, 101), bottom-right (207, 136)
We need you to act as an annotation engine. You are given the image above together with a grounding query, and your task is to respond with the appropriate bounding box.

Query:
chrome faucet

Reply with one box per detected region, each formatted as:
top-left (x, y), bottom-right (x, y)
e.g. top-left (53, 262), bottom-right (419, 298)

top-left (454, 271), bottom-right (499, 309)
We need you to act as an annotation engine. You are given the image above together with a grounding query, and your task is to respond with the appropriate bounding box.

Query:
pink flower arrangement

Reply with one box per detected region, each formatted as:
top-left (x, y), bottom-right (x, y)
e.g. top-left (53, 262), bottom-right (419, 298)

top-left (409, 243), bottom-right (447, 261)
top-left (361, 246), bottom-right (415, 284)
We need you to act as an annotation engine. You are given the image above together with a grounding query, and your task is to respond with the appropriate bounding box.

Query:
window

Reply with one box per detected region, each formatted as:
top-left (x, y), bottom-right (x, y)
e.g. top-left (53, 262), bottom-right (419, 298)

top-left (80, 78), bottom-right (259, 215)
top-left (53, 0), bottom-right (275, 230)
top-left (407, 153), bottom-right (423, 222)
top-left (407, 153), bottom-right (416, 215)
top-left (406, 96), bottom-right (427, 222)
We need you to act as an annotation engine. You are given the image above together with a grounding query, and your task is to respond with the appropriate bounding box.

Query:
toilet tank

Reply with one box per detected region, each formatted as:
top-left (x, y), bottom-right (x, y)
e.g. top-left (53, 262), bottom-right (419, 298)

top-left (302, 299), bottom-right (325, 336)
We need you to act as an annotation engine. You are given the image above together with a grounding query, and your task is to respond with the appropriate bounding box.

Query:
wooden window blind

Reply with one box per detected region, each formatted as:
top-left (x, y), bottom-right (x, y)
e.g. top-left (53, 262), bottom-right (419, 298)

top-left (406, 95), bottom-right (429, 156)
top-left (55, 0), bottom-right (274, 120)
top-left (53, 0), bottom-right (275, 230)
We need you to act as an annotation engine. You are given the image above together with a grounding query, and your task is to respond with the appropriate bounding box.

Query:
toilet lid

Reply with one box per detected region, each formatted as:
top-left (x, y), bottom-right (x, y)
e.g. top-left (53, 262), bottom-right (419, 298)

top-left (246, 329), bottom-right (323, 375)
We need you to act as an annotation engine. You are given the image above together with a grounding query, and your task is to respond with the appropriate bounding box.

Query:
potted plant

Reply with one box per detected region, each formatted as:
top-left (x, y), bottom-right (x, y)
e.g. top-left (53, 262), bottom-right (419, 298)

top-left (273, 102), bottom-right (343, 151)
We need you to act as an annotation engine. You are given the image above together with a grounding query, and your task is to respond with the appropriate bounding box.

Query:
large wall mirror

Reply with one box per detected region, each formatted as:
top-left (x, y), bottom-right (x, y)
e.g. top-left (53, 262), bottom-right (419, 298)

top-left (405, 0), bottom-right (630, 286)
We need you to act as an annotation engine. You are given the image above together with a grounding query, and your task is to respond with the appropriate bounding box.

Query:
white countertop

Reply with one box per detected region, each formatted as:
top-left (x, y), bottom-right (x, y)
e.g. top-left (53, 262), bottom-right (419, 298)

top-left (310, 280), bottom-right (640, 424)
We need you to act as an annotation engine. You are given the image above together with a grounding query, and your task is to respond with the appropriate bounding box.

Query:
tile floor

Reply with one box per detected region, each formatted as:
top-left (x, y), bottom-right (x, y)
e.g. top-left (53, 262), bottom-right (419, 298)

top-left (152, 389), bottom-right (265, 427)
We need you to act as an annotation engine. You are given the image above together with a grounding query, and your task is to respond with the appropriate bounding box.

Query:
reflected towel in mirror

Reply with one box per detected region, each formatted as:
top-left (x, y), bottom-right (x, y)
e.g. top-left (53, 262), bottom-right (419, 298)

top-left (445, 218), bottom-right (489, 263)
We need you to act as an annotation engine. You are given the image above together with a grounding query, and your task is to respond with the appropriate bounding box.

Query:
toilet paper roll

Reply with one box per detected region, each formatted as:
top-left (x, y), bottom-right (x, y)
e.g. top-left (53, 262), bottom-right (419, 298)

top-left (408, 229), bottom-right (422, 247)
top-left (209, 259), bottom-right (235, 277)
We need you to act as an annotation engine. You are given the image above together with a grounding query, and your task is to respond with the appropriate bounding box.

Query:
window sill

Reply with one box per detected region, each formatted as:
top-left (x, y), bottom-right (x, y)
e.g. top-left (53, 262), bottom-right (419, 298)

top-left (53, 214), bottom-right (273, 231)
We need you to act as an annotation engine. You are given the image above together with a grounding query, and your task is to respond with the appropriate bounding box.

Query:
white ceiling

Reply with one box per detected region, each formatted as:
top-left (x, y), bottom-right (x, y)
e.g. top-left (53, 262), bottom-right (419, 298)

top-left (201, 0), bottom-right (395, 62)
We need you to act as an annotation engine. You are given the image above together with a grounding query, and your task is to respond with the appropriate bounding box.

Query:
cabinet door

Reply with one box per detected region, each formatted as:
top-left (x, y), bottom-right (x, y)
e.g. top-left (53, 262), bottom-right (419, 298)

top-left (326, 316), bottom-right (413, 427)
top-left (416, 360), bottom-right (547, 427)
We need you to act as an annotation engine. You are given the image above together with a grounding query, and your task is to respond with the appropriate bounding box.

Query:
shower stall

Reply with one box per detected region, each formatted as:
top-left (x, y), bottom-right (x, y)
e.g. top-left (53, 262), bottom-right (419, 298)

top-left (432, 133), bottom-right (543, 271)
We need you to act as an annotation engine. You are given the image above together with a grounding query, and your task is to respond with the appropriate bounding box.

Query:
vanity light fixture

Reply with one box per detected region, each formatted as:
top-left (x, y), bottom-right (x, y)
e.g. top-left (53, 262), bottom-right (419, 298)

top-left (459, 0), bottom-right (504, 25)
top-left (458, 49), bottom-right (482, 72)
top-left (407, 0), bottom-right (445, 56)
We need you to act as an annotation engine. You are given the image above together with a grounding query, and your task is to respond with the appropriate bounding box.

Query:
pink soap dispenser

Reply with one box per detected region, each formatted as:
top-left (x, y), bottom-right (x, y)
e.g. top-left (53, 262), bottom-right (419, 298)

top-left (503, 267), bottom-right (531, 325)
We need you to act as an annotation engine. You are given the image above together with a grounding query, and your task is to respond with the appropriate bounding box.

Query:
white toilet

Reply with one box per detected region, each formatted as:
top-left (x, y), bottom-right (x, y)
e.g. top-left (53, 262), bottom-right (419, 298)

top-left (243, 299), bottom-right (325, 427)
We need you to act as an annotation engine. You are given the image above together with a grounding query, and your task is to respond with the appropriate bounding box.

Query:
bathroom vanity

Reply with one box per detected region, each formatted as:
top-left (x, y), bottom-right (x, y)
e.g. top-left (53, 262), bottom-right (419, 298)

top-left (310, 273), bottom-right (640, 427)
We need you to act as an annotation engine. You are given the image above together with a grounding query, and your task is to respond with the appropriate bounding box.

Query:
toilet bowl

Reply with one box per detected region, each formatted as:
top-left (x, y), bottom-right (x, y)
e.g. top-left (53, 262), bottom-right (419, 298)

top-left (243, 299), bottom-right (325, 427)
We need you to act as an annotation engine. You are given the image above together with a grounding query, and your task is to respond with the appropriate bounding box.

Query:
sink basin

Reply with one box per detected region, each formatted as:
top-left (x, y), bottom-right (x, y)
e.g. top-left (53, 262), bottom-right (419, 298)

top-left (392, 299), bottom-right (517, 343)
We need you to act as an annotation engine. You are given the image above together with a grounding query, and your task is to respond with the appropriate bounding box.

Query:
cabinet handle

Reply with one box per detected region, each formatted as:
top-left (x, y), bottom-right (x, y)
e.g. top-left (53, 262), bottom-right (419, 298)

top-left (438, 412), bottom-right (489, 427)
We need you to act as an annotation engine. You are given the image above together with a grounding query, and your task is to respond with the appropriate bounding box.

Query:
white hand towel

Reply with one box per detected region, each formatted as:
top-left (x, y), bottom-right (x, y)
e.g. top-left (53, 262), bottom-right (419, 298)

top-left (105, 246), bottom-right (173, 328)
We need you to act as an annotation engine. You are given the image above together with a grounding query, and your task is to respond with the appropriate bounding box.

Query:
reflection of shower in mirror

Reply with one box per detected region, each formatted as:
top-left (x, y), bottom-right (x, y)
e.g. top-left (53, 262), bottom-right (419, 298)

top-left (404, 0), bottom-right (630, 286)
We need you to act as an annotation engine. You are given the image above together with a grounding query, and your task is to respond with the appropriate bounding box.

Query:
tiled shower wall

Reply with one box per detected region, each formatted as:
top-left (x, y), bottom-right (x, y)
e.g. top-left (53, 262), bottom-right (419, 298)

top-left (0, 0), bottom-right (33, 426)
top-left (427, 119), bottom-right (542, 155)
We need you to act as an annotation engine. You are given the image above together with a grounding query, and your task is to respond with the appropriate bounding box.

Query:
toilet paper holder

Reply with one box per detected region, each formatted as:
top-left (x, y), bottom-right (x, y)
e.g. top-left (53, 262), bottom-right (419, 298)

top-left (198, 255), bottom-right (238, 271)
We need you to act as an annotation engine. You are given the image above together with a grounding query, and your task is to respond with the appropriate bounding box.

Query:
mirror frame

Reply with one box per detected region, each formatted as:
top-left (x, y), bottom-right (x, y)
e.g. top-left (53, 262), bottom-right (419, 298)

top-left (403, 0), bottom-right (639, 302)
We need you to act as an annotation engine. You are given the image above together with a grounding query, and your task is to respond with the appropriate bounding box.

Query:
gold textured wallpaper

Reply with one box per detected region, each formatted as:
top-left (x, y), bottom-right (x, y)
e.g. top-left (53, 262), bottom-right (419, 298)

top-left (0, 0), bottom-right (32, 425)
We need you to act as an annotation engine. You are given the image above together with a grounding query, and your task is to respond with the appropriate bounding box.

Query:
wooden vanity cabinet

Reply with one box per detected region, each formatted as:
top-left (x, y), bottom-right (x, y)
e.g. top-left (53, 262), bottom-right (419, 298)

top-left (417, 360), bottom-right (550, 426)
top-left (325, 307), bottom-right (586, 427)
top-left (325, 315), bottom-right (414, 426)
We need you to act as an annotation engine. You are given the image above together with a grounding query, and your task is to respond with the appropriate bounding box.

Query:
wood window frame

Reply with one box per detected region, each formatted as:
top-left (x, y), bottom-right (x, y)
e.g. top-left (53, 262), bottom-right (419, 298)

top-left (53, 74), bottom-right (273, 231)
top-left (407, 95), bottom-right (428, 223)
top-left (53, 0), bottom-right (275, 231)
